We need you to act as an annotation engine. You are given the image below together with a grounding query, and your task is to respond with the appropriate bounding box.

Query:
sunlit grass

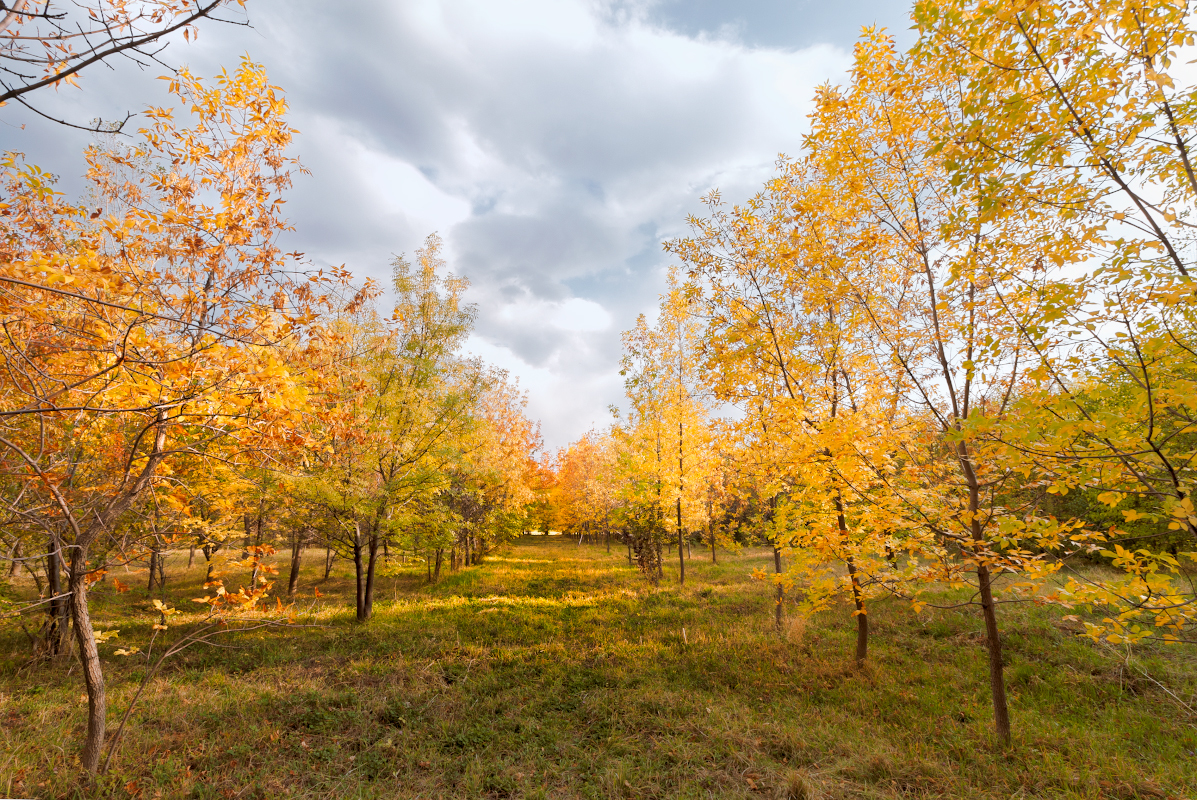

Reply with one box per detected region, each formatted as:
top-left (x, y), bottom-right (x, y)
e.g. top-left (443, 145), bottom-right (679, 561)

top-left (1, 537), bottom-right (1195, 799)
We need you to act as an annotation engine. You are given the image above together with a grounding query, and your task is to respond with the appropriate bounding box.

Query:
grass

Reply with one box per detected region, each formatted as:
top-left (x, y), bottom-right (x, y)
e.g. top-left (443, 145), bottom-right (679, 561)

top-left (2, 536), bottom-right (1196, 799)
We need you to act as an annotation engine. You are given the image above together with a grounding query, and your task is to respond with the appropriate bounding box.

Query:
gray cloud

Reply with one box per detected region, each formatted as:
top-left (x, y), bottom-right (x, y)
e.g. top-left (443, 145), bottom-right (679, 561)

top-left (1, 0), bottom-right (912, 449)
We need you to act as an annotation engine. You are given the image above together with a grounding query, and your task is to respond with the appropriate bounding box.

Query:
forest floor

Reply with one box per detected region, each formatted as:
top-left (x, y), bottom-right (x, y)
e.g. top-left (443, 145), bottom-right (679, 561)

top-left (1, 536), bottom-right (1196, 799)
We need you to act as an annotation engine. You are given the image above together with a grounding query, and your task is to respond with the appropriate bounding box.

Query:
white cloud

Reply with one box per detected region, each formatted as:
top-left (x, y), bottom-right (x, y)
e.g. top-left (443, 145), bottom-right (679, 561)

top-left (1, 0), bottom-right (878, 450)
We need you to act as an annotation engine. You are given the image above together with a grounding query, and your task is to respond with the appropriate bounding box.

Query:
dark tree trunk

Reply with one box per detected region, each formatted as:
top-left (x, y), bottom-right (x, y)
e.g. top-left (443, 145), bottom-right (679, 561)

top-left (846, 555), bottom-right (868, 663)
top-left (287, 531), bottom-right (303, 597)
top-left (353, 524), bottom-right (366, 621)
top-left (677, 497), bottom-right (685, 586)
top-left (834, 493), bottom-right (867, 664)
top-left (47, 533), bottom-right (67, 655)
top-left (323, 544), bottom-right (335, 580)
top-left (187, 543), bottom-right (195, 569)
top-left (626, 536), bottom-right (633, 567)
top-left (433, 548), bottom-right (443, 582)
top-left (958, 440), bottom-right (1010, 744)
top-left (147, 548), bottom-right (159, 592)
top-left (360, 526), bottom-right (380, 621)
top-left (773, 546), bottom-right (784, 632)
top-left (710, 520), bottom-right (716, 564)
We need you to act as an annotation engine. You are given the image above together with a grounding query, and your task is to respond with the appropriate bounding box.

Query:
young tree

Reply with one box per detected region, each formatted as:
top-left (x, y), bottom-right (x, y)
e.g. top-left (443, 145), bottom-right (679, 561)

top-left (0, 59), bottom-right (336, 774)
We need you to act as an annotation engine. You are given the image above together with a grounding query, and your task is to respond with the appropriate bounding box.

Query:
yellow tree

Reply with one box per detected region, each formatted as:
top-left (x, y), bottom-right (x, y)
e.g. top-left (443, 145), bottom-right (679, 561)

top-left (621, 267), bottom-right (715, 584)
top-left (914, 0), bottom-right (1197, 645)
top-left (0, 59), bottom-right (336, 774)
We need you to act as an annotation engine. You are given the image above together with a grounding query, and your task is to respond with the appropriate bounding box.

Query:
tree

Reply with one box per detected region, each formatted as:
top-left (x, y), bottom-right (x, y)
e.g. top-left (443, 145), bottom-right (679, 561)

top-left (621, 268), bottom-right (715, 585)
top-left (914, 0), bottom-right (1197, 645)
top-left (0, 0), bottom-right (245, 130)
top-left (0, 58), bottom-right (335, 774)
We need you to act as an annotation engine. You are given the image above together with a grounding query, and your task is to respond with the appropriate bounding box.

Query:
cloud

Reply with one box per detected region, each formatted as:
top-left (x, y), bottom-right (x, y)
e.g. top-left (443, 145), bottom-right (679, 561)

top-left (1, 0), bottom-right (889, 449)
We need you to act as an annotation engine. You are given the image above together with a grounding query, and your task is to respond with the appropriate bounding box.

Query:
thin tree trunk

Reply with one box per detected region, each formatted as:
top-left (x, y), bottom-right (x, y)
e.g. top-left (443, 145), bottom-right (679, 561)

top-left (433, 548), bottom-right (443, 582)
top-left (709, 520), bottom-right (716, 564)
top-left (773, 545), bottom-right (784, 632)
top-left (47, 533), bottom-right (67, 655)
top-left (361, 526), bottom-right (380, 621)
top-left (323, 544), bottom-right (335, 580)
top-left (287, 531), bottom-right (303, 597)
top-left (353, 523), bottom-right (366, 621)
top-left (835, 494), bottom-right (868, 664)
top-left (626, 537), bottom-right (633, 567)
top-left (959, 440), bottom-right (1010, 743)
top-left (187, 543), bottom-right (195, 569)
top-left (846, 556), bottom-right (868, 663)
top-left (147, 548), bottom-right (159, 592)
top-left (68, 551), bottom-right (105, 775)
top-left (7, 538), bottom-right (19, 578)
top-left (677, 497), bottom-right (685, 586)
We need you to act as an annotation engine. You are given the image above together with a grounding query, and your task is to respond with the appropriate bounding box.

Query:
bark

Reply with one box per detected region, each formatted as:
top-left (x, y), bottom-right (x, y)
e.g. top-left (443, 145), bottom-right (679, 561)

top-left (847, 556), bottom-right (868, 664)
top-left (773, 546), bottom-right (784, 632)
top-left (709, 520), bottom-right (717, 564)
top-left (9, 538), bottom-right (21, 577)
top-left (352, 523), bottom-right (365, 621)
top-left (187, 543), bottom-right (195, 569)
top-left (433, 548), bottom-right (443, 582)
top-left (835, 494), bottom-right (868, 664)
top-left (959, 440), bottom-right (1011, 743)
top-left (68, 559), bottom-right (105, 775)
top-left (626, 536), bottom-right (633, 568)
top-left (287, 531), bottom-right (303, 598)
top-left (147, 548), bottom-right (159, 592)
top-left (677, 497), bottom-right (685, 586)
top-left (323, 544), bottom-right (335, 580)
top-left (46, 532), bottom-right (67, 655)
top-left (360, 525), bottom-right (380, 621)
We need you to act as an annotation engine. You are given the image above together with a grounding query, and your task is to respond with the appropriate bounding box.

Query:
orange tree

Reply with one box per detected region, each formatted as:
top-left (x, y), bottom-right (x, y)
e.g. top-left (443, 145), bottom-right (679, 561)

top-left (0, 59), bottom-right (338, 775)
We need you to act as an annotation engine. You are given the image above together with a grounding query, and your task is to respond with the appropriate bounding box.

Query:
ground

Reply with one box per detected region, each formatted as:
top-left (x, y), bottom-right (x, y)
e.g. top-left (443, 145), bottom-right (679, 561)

top-left (1, 536), bottom-right (1195, 799)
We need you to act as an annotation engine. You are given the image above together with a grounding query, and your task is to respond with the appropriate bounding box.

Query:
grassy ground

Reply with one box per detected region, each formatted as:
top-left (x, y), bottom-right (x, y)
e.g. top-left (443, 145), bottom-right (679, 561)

top-left (1, 536), bottom-right (1196, 799)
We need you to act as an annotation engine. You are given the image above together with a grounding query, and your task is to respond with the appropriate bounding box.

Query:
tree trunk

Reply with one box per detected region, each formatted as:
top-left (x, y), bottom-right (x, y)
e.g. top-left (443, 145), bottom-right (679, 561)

top-left (7, 538), bottom-right (19, 577)
top-left (959, 440), bottom-right (1011, 743)
top-left (773, 546), bottom-right (784, 632)
top-left (433, 548), bottom-right (443, 582)
top-left (626, 537), bottom-right (633, 568)
top-left (677, 497), bottom-right (685, 586)
top-left (47, 533), bottom-right (67, 655)
top-left (353, 523), bottom-right (366, 621)
top-left (147, 548), bottom-right (159, 592)
top-left (323, 544), bottom-right (334, 580)
top-left (977, 560), bottom-right (1010, 742)
top-left (361, 526), bottom-right (380, 621)
top-left (710, 520), bottom-right (717, 564)
top-left (187, 543), bottom-right (195, 569)
top-left (835, 493), bottom-right (867, 664)
top-left (846, 556), bottom-right (868, 664)
top-left (287, 531), bottom-right (303, 597)
top-left (68, 551), bottom-right (105, 775)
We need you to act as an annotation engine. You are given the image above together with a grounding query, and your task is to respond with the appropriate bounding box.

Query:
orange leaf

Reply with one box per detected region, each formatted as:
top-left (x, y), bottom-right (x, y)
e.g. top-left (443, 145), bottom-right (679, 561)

top-left (114, 579), bottom-right (129, 593)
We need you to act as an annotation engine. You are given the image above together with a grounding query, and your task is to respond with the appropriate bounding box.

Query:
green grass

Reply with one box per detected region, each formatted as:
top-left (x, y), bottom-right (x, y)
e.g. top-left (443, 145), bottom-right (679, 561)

top-left (2, 537), bottom-right (1196, 799)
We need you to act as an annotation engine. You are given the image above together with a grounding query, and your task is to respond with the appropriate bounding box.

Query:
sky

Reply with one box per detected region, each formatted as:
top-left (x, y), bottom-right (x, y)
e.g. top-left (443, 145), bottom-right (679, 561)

top-left (1, 0), bottom-right (914, 452)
